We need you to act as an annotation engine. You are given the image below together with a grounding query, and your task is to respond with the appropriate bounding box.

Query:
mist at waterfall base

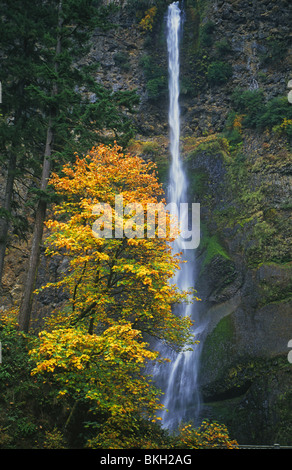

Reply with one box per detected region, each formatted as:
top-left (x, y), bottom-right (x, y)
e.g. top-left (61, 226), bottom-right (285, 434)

top-left (149, 2), bottom-right (206, 431)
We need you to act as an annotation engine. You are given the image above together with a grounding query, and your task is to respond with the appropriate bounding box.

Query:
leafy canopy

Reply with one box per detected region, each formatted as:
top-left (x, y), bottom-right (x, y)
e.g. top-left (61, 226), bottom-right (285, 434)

top-left (41, 143), bottom-right (194, 349)
top-left (30, 143), bottom-right (195, 447)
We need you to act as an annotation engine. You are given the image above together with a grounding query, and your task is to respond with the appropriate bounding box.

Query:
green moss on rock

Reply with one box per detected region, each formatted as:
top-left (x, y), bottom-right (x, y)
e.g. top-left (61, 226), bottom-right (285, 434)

top-left (200, 314), bottom-right (235, 382)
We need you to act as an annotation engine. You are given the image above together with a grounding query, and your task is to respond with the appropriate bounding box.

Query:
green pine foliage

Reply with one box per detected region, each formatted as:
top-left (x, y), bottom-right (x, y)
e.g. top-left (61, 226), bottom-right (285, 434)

top-left (0, 0), bottom-right (139, 283)
top-left (139, 54), bottom-right (168, 101)
top-left (231, 88), bottom-right (292, 133)
top-left (207, 61), bottom-right (233, 86)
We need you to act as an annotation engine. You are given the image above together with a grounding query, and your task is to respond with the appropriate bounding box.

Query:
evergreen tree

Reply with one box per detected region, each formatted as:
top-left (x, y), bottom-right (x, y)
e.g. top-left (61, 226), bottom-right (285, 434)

top-left (0, 1), bottom-right (138, 329)
top-left (0, 0), bottom-right (48, 284)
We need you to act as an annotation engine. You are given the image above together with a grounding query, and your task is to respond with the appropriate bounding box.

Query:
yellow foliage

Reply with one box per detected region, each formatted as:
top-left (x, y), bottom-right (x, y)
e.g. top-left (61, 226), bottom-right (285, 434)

top-left (42, 143), bottom-right (194, 351)
top-left (174, 420), bottom-right (238, 449)
top-left (272, 117), bottom-right (292, 136)
top-left (233, 114), bottom-right (244, 133)
top-left (28, 143), bottom-right (198, 448)
top-left (139, 7), bottom-right (157, 32)
top-left (182, 133), bottom-right (230, 155)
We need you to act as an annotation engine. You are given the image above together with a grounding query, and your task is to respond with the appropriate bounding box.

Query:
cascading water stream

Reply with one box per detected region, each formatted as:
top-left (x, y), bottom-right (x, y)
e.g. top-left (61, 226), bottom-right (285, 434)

top-left (152, 1), bottom-right (205, 430)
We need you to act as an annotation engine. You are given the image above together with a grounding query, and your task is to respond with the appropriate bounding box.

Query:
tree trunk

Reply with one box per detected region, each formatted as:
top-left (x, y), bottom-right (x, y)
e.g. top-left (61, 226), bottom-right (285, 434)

top-left (18, 127), bottom-right (53, 332)
top-left (0, 153), bottom-right (16, 285)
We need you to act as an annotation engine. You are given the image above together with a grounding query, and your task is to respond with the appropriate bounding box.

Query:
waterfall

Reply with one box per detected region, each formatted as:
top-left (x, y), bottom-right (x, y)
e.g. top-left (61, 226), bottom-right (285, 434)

top-left (152, 1), bottom-right (205, 431)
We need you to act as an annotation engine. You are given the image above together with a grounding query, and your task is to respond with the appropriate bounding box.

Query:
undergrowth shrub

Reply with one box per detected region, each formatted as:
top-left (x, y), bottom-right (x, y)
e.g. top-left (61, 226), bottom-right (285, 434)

top-left (207, 61), bottom-right (233, 86)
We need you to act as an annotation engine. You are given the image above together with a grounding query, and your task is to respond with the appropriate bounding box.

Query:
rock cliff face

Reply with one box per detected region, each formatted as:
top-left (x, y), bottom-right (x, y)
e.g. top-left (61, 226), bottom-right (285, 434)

top-left (2, 0), bottom-right (291, 445)
top-left (93, 0), bottom-right (292, 445)
top-left (177, 0), bottom-right (292, 445)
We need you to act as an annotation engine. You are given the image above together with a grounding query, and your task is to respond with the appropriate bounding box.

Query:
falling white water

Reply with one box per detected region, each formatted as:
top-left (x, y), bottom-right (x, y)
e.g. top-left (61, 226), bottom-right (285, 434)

top-left (152, 2), bottom-right (205, 430)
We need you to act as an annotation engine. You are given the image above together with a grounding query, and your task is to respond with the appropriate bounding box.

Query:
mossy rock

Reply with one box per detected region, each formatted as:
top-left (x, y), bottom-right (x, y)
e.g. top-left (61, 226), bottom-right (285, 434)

top-left (257, 262), bottom-right (292, 307)
top-left (199, 314), bottom-right (236, 391)
top-left (202, 356), bottom-right (292, 445)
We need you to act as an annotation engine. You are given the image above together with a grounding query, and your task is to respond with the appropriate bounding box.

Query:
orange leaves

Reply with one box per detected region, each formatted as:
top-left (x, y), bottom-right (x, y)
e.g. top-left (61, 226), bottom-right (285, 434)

top-left (233, 114), bottom-right (244, 133)
top-left (49, 143), bottom-right (162, 207)
top-left (139, 7), bottom-right (157, 32)
top-left (30, 142), bottom-right (199, 446)
top-left (43, 143), bottom-right (193, 350)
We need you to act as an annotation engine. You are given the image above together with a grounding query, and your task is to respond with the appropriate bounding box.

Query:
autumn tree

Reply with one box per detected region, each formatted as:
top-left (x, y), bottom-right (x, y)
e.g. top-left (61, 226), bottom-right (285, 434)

top-left (29, 143), bottom-right (194, 447)
top-left (41, 143), bottom-right (193, 346)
